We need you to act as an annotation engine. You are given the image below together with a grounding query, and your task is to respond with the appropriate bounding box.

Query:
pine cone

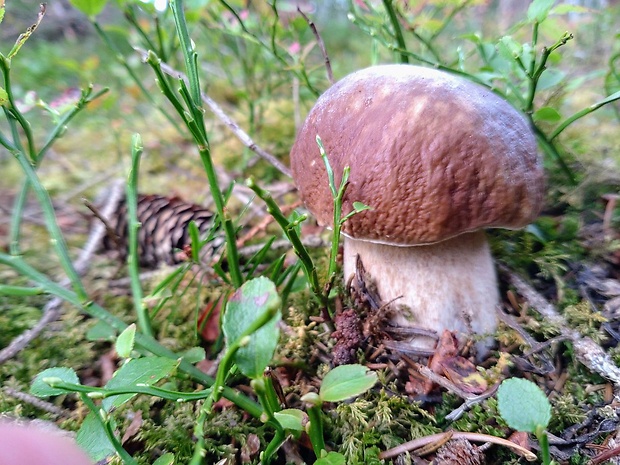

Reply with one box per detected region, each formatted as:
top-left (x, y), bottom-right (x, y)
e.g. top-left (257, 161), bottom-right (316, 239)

top-left (433, 438), bottom-right (485, 465)
top-left (102, 194), bottom-right (222, 268)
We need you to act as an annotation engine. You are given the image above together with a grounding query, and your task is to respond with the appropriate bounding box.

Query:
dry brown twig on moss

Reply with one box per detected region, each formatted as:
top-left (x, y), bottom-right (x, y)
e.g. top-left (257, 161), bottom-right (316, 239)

top-left (379, 431), bottom-right (537, 461)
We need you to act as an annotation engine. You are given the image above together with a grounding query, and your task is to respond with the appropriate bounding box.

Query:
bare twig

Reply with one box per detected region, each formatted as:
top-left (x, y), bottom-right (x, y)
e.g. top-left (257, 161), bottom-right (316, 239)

top-left (3, 387), bottom-right (70, 418)
top-left (0, 181), bottom-right (125, 364)
top-left (135, 48), bottom-right (292, 178)
top-left (379, 431), bottom-right (537, 461)
top-left (297, 8), bottom-right (334, 85)
top-left (500, 265), bottom-right (620, 387)
top-left (444, 384), bottom-right (500, 422)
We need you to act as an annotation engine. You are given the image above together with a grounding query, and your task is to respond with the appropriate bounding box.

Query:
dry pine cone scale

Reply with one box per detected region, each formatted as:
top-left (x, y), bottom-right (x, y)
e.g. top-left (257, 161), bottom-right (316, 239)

top-left (102, 194), bottom-right (222, 268)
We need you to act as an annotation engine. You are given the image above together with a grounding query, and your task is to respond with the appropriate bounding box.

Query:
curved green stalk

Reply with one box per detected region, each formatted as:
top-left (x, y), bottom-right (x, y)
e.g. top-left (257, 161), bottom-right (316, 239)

top-left (0, 55), bottom-right (36, 158)
top-left (43, 380), bottom-right (213, 402)
top-left (306, 405), bottom-right (326, 457)
top-left (381, 0), bottom-right (408, 64)
top-left (9, 86), bottom-right (107, 256)
top-left (11, 149), bottom-right (88, 301)
top-left (126, 134), bottom-right (154, 337)
top-left (550, 90), bottom-right (620, 141)
top-left (246, 177), bottom-right (323, 303)
top-left (80, 394), bottom-right (138, 465)
top-left (161, 0), bottom-right (244, 288)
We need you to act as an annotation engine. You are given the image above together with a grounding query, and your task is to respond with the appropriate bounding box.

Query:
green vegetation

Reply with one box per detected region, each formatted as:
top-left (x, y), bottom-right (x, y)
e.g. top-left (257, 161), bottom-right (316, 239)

top-left (1, 0), bottom-right (620, 464)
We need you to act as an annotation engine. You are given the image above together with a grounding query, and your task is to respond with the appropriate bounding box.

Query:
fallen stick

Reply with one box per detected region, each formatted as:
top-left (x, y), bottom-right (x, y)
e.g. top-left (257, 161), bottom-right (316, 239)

top-left (500, 265), bottom-right (620, 387)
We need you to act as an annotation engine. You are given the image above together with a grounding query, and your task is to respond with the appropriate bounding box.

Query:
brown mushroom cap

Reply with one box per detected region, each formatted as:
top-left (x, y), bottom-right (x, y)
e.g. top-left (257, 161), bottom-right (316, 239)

top-left (290, 65), bottom-right (545, 245)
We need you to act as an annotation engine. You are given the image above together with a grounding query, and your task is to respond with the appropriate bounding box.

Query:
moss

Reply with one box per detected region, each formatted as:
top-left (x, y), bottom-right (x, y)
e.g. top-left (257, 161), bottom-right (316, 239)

top-left (562, 301), bottom-right (608, 343)
top-left (548, 393), bottom-right (588, 433)
top-left (328, 390), bottom-right (440, 464)
top-left (0, 305), bottom-right (97, 412)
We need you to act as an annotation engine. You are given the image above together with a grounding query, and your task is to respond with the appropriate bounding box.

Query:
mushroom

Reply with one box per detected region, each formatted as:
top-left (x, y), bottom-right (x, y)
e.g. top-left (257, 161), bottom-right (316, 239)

top-left (290, 65), bottom-right (544, 355)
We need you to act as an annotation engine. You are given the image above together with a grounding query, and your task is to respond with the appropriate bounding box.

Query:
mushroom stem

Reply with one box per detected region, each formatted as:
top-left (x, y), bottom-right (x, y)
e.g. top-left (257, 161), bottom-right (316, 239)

top-left (343, 230), bottom-right (498, 354)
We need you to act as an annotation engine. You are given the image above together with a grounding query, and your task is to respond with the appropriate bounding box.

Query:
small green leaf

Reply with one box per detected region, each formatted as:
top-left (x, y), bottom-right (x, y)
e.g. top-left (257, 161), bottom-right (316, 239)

top-left (98, 26), bottom-right (134, 55)
top-left (0, 87), bottom-right (7, 106)
top-left (498, 36), bottom-right (523, 61)
top-left (31, 367), bottom-right (80, 397)
top-left (180, 346), bottom-right (206, 364)
top-left (274, 408), bottom-right (306, 431)
top-left (596, 89), bottom-right (620, 106)
top-left (497, 378), bottom-right (551, 433)
top-left (115, 323), bottom-right (136, 358)
top-left (315, 452), bottom-right (346, 465)
top-left (319, 364), bottom-right (377, 403)
top-left (69, 0), bottom-right (107, 17)
top-left (153, 453), bottom-right (175, 465)
top-left (0, 284), bottom-right (45, 296)
top-left (0, 0), bottom-right (5, 25)
top-left (459, 32), bottom-right (482, 44)
top-left (533, 106), bottom-right (562, 122)
top-left (537, 68), bottom-right (566, 90)
top-left (223, 277), bottom-right (282, 378)
top-left (551, 4), bottom-right (590, 15)
top-left (86, 320), bottom-right (117, 341)
top-left (102, 356), bottom-right (177, 411)
top-left (7, 5), bottom-right (45, 59)
top-left (527, 0), bottom-right (555, 22)
top-left (76, 412), bottom-right (116, 462)
top-left (352, 201), bottom-right (372, 212)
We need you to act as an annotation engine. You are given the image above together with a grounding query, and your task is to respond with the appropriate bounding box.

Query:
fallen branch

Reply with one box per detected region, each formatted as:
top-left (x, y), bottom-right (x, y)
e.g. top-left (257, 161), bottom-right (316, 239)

top-left (3, 387), bottom-right (71, 418)
top-left (379, 431), bottom-right (536, 461)
top-left (500, 265), bottom-right (620, 387)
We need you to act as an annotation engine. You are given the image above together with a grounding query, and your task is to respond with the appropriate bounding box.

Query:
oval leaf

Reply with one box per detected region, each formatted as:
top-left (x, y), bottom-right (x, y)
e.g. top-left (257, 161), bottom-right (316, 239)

top-left (315, 452), bottom-right (346, 465)
top-left (537, 68), bottom-right (566, 91)
top-left (153, 453), bottom-right (175, 465)
top-left (31, 367), bottom-right (80, 397)
top-left (0, 87), bottom-right (8, 106)
top-left (180, 346), bottom-right (206, 364)
top-left (527, 0), bottom-right (555, 22)
top-left (319, 364), bottom-right (377, 403)
top-left (76, 412), bottom-right (116, 462)
top-left (497, 378), bottom-right (551, 433)
top-left (102, 356), bottom-right (177, 411)
top-left (115, 323), bottom-right (136, 358)
top-left (69, 0), bottom-right (107, 17)
top-left (223, 277), bottom-right (282, 378)
top-left (533, 106), bottom-right (562, 123)
top-left (274, 408), bottom-right (306, 431)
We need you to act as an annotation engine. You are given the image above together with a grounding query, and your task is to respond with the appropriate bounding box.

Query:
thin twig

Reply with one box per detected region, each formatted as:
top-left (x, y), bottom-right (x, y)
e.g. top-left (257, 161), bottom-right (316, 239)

top-left (297, 8), bottom-right (334, 85)
top-left (3, 387), bottom-right (71, 418)
top-left (379, 431), bottom-right (537, 461)
top-left (500, 265), bottom-right (620, 387)
top-left (445, 384), bottom-right (500, 422)
top-left (0, 180), bottom-right (125, 364)
top-left (135, 48), bottom-right (292, 178)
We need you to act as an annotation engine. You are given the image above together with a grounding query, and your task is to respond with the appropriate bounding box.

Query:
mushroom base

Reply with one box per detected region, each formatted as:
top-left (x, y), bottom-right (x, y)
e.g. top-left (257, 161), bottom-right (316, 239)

top-left (343, 230), bottom-right (499, 356)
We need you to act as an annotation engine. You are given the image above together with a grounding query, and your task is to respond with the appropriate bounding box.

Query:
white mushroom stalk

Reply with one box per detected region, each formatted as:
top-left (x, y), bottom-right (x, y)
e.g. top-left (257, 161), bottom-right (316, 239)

top-left (290, 65), bottom-right (545, 356)
top-left (343, 231), bottom-right (499, 352)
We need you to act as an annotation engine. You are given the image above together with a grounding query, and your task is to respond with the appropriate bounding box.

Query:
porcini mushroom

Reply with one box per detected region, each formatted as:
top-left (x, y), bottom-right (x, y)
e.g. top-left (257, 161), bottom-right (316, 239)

top-left (290, 65), bottom-right (544, 354)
